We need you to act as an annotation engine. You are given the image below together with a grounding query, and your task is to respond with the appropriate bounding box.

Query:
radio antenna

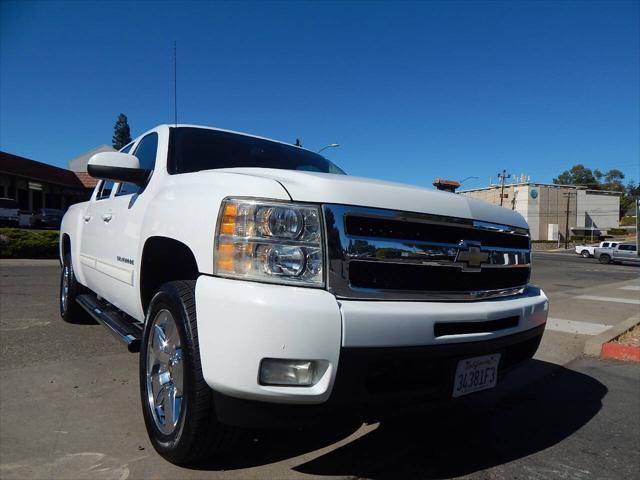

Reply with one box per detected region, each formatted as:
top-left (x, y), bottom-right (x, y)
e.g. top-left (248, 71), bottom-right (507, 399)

top-left (173, 40), bottom-right (178, 126)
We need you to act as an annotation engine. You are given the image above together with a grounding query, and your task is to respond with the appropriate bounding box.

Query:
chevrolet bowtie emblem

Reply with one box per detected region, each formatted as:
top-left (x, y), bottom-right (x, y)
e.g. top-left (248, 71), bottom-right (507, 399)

top-left (455, 242), bottom-right (490, 269)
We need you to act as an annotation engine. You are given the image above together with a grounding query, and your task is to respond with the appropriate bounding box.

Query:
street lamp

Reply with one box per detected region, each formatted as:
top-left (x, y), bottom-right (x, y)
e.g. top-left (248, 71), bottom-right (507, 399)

top-left (318, 143), bottom-right (340, 154)
top-left (459, 176), bottom-right (479, 185)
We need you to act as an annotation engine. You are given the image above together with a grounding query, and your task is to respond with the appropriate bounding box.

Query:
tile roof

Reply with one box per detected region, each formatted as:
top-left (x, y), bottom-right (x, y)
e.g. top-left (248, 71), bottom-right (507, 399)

top-left (73, 171), bottom-right (99, 188)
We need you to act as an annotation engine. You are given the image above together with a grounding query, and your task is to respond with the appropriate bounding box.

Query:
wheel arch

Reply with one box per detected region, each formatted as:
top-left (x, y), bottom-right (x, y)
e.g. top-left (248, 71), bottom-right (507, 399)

top-left (61, 233), bottom-right (71, 261)
top-left (139, 236), bottom-right (200, 315)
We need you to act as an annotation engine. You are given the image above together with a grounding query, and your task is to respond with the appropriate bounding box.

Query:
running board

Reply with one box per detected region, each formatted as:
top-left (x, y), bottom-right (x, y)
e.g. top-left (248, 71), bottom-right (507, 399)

top-left (76, 294), bottom-right (143, 352)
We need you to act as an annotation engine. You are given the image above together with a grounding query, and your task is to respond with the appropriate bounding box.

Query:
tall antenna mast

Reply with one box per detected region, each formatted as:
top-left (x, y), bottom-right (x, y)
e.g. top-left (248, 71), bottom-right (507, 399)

top-left (173, 40), bottom-right (178, 126)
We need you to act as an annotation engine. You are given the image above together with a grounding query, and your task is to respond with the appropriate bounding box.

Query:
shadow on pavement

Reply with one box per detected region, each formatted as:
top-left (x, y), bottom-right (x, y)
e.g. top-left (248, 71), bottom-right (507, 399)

top-left (194, 360), bottom-right (607, 477)
top-left (295, 360), bottom-right (607, 479)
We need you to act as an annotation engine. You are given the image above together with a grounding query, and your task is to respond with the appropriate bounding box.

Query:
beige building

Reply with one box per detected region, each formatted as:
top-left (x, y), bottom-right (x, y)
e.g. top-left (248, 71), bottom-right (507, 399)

top-left (460, 183), bottom-right (621, 241)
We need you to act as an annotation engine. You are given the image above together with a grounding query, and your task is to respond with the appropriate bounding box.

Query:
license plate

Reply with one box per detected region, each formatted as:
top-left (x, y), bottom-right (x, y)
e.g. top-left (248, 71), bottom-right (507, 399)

top-left (452, 353), bottom-right (501, 398)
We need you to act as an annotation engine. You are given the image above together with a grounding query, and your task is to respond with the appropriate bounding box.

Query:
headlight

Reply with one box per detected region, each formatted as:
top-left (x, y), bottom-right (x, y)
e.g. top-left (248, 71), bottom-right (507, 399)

top-left (214, 198), bottom-right (324, 287)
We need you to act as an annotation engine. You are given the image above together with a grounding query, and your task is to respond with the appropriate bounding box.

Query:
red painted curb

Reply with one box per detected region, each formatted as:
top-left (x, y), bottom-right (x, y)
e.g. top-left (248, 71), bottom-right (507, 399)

top-left (601, 342), bottom-right (640, 362)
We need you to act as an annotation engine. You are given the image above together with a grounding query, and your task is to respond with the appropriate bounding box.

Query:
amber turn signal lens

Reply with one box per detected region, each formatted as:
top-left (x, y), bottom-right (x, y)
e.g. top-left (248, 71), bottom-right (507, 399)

top-left (220, 203), bottom-right (237, 235)
top-left (216, 241), bottom-right (235, 272)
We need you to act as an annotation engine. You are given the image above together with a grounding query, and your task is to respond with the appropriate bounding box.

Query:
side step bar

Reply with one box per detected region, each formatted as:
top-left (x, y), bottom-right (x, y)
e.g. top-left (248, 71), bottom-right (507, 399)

top-left (76, 294), bottom-right (143, 352)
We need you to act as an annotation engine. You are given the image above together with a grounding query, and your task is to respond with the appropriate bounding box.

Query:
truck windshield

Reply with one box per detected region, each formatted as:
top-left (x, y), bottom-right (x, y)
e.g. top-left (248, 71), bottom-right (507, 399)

top-left (169, 127), bottom-right (345, 175)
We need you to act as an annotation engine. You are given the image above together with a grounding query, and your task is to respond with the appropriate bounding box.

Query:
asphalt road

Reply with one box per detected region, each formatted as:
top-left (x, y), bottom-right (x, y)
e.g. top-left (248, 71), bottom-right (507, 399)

top-left (1, 255), bottom-right (639, 479)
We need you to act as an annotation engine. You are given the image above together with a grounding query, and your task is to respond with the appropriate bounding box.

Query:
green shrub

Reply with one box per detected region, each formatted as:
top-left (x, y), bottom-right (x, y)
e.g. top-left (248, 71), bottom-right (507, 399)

top-left (607, 228), bottom-right (627, 236)
top-left (0, 228), bottom-right (60, 259)
top-left (620, 216), bottom-right (636, 226)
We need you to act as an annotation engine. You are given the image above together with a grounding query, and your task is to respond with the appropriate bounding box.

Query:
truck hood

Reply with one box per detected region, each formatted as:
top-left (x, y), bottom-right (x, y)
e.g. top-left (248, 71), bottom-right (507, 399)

top-left (213, 168), bottom-right (529, 229)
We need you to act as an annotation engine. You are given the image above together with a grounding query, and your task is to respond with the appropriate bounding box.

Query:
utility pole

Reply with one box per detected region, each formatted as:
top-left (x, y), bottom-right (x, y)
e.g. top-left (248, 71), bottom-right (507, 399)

top-left (562, 191), bottom-right (577, 249)
top-left (636, 196), bottom-right (639, 257)
top-left (498, 170), bottom-right (511, 207)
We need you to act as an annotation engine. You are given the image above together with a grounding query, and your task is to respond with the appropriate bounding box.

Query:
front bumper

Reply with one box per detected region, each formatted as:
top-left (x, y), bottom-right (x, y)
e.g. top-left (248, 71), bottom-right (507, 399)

top-left (212, 324), bottom-right (545, 427)
top-left (195, 276), bottom-right (548, 408)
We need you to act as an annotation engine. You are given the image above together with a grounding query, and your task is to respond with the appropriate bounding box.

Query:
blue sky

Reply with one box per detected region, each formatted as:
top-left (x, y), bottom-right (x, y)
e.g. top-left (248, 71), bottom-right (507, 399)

top-left (1, 0), bottom-right (638, 189)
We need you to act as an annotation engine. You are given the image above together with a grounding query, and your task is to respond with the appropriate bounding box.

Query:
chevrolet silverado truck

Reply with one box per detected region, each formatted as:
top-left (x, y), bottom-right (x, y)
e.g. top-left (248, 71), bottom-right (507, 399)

top-left (60, 125), bottom-right (548, 465)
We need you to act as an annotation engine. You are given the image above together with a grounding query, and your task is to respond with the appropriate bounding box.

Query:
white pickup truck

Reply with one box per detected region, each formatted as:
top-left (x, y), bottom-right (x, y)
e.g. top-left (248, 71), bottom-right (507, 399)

top-left (60, 124), bottom-right (548, 465)
top-left (575, 241), bottom-right (619, 258)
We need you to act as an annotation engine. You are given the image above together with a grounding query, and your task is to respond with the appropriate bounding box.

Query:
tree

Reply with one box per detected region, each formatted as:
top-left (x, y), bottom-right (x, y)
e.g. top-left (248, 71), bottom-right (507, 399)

top-left (553, 164), bottom-right (635, 219)
top-left (552, 164), bottom-right (599, 188)
top-left (112, 113), bottom-right (132, 150)
top-left (601, 169), bottom-right (625, 192)
top-left (621, 181), bottom-right (639, 217)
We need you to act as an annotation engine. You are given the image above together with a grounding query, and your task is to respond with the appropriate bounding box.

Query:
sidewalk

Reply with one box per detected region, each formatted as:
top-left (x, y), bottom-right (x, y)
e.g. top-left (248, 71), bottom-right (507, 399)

top-left (535, 273), bottom-right (640, 365)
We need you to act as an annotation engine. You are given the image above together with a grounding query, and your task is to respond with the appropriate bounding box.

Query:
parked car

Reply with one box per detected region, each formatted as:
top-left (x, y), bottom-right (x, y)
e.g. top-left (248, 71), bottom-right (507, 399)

top-left (31, 208), bottom-right (64, 229)
top-left (0, 197), bottom-right (19, 227)
top-left (575, 241), bottom-right (619, 258)
top-left (595, 242), bottom-right (640, 265)
top-left (18, 210), bottom-right (34, 227)
top-left (60, 124), bottom-right (548, 465)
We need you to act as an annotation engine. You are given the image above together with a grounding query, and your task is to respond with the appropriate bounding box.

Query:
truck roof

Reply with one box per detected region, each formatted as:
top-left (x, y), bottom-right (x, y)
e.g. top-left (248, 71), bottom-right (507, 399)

top-left (157, 124), bottom-right (319, 155)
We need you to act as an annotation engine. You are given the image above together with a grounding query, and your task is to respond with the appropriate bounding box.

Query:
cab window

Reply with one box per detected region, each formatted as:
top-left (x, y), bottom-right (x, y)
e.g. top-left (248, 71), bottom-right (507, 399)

top-left (120, 142), bottom-right (134, 154)
top-left (96, 180), bottom-right (115, 200)
top-left (116, 133), bottom-right (158, 196)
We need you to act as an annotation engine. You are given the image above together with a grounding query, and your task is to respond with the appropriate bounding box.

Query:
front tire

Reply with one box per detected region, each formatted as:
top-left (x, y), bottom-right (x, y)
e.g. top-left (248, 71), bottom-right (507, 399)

top-left (599, 254), bottom-right (611, 264)
top-left (139, 281), bottom-right (238, 465)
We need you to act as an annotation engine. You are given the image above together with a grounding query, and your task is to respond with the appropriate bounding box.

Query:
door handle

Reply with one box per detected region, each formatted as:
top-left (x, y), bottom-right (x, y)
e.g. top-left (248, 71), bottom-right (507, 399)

top-left (102, 213), bottom-right (113, 223)
top-left (83, 215), bottom-right (92, 223)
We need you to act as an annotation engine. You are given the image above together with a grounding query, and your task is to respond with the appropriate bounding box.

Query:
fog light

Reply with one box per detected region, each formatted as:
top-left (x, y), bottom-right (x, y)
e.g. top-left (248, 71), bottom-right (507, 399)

top-left (259, 359), bottom-right (317, 386)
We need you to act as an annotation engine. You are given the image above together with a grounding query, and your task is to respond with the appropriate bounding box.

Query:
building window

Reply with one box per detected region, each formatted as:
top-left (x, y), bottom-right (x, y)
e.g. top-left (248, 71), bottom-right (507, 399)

top-left (17, 189), bottom-right (28, 210)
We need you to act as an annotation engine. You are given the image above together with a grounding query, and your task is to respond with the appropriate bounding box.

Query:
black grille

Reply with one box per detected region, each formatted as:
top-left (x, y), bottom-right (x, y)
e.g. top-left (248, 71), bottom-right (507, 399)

top-left (345, 216), bottom-right (529, 249)
top-left (349, 261), bottom-right (529, 292)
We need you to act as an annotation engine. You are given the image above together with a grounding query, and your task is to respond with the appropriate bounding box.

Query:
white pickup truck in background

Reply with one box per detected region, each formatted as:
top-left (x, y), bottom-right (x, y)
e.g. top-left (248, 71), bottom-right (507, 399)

top-left (575, 241), bottom-right (619, 258)
top-left (59, 124), bottom-right (548, 465)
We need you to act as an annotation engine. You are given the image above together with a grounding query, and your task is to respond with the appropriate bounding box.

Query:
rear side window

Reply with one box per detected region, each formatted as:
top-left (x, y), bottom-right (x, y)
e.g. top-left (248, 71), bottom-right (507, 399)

top-left (96, 180), bottom-right (114, 200)
top-left (602, 242), bottom-right (610, 248)
top-left (618, 245), bottom-right (636, 252)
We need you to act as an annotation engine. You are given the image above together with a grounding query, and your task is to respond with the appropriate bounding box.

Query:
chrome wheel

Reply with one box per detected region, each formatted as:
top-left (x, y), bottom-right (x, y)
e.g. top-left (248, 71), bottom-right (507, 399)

top-left (61, 266), bottom-right (70, 313)
top-left (146, 309), bottom-right (184, 435)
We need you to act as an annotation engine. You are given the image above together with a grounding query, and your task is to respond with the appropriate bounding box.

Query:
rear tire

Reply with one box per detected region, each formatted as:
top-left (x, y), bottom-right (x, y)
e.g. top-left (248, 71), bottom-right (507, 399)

top-left (59, 253), bottom-right (88, 323)
top-left (581, 250), bottom-right (590, 258)
top-left (139, 281), bottom-right (238, 465)
top-left (599, 254), bottom-right (611, 264)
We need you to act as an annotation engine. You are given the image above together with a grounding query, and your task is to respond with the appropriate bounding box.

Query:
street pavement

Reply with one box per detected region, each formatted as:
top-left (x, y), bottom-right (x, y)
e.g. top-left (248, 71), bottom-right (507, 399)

top-left (0, 255), bottom-right (638, 479)
top-left (530, 252), bottom-right (640, 365)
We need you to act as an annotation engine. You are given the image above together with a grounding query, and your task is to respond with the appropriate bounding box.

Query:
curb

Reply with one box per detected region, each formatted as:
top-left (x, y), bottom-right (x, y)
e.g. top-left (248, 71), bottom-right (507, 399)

top-left (584, 314), bottom-right (640, 357)
top-left (601, 343), bottom-right (640, 362)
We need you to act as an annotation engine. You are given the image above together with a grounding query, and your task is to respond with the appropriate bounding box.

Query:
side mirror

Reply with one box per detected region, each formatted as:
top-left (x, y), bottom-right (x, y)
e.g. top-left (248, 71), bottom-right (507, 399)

top-left (87, 152), bottom-right (150, 186)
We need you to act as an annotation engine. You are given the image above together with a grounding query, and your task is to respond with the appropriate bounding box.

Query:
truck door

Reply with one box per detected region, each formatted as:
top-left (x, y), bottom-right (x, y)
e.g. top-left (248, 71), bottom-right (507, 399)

top-left (98, 132), bottom-right (159, 319)
top-left (616, 245), bottom-right (636, 263)
top-left (79, 180), bottom-right (118, 295)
